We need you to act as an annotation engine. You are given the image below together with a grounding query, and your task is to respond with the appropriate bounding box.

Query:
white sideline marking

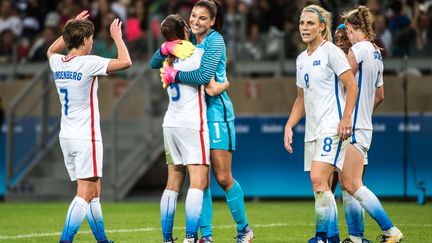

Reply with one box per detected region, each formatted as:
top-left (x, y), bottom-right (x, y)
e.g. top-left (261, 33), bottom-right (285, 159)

top-left (0, 223), bottom-right (431, 240)
top-left (0, 223), bottom-right (289, 240)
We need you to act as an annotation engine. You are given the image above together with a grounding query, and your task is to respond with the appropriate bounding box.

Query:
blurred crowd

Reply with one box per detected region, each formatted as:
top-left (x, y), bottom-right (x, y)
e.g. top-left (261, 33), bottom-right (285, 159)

top-left (0, 0), bottom-right (431, 65)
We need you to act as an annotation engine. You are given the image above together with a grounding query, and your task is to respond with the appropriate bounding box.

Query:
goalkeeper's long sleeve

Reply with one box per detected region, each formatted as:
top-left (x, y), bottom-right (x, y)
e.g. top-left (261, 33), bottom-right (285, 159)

top-left (176, 30), bottom-right (225, 85)
top-left (149, 49), bottom-right (167, 69)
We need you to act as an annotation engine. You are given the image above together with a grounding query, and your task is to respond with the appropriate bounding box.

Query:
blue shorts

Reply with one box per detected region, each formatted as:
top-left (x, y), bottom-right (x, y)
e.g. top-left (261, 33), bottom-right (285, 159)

top-left (208, 120), bottom-right (236, 151)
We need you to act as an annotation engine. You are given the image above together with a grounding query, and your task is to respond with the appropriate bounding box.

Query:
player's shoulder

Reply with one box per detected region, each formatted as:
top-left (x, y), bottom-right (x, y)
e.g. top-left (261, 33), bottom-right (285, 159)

top-left (205, 30), bottom-right (225, 46)
top-left (296, 50), bottom-right (308, 61)
top-left (321, 41), bottom-right (341, 53)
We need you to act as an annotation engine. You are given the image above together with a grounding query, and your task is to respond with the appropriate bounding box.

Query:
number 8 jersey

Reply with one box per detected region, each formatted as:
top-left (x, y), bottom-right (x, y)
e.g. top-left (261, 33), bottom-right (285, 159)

top-left (49, 54), bottom-right (109, 140)
top-left (296, 41), bottom-right (351, 142)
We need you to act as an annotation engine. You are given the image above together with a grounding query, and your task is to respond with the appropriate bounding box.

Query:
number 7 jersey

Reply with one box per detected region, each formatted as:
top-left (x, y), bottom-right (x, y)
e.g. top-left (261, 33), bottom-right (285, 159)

top-left (49, 54), bottom-right (110, 140)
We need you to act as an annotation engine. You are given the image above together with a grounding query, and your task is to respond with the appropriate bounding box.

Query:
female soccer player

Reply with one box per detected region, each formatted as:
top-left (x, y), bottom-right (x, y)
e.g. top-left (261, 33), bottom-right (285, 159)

top-left (340, 6), bottom-right (403, 243)
top-left (47, 10), bottom-right (132, 243)
top-left (283, 5), bottom-right (358, 243)
top-left (149, 14), bottom-right (228, 243)
top-left (160, 1), bottom-right (253, 242)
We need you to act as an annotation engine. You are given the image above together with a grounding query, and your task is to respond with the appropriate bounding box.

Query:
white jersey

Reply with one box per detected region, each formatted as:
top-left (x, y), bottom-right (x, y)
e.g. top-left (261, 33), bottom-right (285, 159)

top-left (350, 41), bottom-right (384, 131)
top-left (162, 48), bottom-right (208, 131)
top-left (296, 41), bottom-right (351, 142)
top-left (49, 54), bottom-right (110, 140)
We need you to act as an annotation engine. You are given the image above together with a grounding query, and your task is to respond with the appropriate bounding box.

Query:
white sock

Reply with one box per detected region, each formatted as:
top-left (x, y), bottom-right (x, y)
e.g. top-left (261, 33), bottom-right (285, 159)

top-left (160, 189), bottom-right (179, 241)
top-left (60, 196), bottom-right (89, 242)
top-left (87, 197), bottom-right (108, 241)
top-left (185, 188), bottom-right (203, 238)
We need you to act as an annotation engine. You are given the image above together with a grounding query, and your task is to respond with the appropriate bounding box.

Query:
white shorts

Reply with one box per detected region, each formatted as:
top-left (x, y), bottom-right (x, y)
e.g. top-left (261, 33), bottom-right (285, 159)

top-left (304, 134), bottom-right (349, 171)
top-left (351, 129), bottom-right (372, 165)
top-left (59, 137), bottom-right (103, 181)
top-left (163, 127), bottom-right (210, 166)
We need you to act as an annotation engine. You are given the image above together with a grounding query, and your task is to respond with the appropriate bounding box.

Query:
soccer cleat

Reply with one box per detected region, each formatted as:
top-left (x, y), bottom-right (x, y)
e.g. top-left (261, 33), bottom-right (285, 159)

top-left (198, 236), bottom-right (213, 243)
top-left (327, 234), bottom-right (340, 243)
top-left (183, 238), bottom-right (197, 243)
top-left (97, 240), bottom-right (114, 243)
top-left (362, 238), bottom-right (372, 243)
top-left (378, 227), bottom-right (403, 243)
top-left (307, 236), bottom-right (326, 243)
top-left (164, 238), bottom-right (178, 243)
top-left (235, 225), bottom-right (254, 243)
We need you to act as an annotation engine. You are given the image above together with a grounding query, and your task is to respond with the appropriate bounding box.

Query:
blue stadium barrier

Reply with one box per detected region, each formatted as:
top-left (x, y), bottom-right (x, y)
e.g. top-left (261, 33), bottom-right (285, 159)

top-left (210, 115), bottom-right (432, 198)
top-left (1, 115), bottom-right (431, 199)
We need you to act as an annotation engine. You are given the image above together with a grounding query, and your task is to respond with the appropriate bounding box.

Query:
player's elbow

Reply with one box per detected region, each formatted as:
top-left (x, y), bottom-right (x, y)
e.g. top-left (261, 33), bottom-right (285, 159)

top-left (377, 91), bottom-right (384, 102)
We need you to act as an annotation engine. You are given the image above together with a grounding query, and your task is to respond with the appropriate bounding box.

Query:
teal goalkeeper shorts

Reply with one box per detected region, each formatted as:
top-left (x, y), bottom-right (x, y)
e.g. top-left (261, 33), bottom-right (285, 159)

top-left (208, 120), bottom-right (236, 151)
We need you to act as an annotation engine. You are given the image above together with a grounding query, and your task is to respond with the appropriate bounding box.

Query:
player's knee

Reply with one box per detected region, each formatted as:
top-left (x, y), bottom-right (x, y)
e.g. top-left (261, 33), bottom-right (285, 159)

top-left (215, 173), bottom-right (233, 190)
top-left (342, 180), bottom-right (362, 195)
top-left (310, 175), bottom-right (326, 191)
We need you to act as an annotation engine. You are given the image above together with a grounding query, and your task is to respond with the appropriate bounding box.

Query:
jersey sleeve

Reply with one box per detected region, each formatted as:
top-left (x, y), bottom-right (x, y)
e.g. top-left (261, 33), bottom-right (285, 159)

top-left (85, 55), bottom-right (110, 77)
top-left (350, 43), bottom-right (364, 65)
top-left (327, 43), bottom-right (351, 76)
top-left (177, 31), bottom-right (225, 85)
top-left (295, 55), bottom-right (305, 88)
top-left (149, 49), bottom-right (167, 69)
top-left (48, 54), bottom-right (62, 70)
top-left (376, 66), bottom-right (384, 87)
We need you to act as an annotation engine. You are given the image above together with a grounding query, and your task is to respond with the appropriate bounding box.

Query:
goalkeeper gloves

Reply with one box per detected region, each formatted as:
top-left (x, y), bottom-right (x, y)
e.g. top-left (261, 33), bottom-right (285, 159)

top-left (160, 40), bottom-right (195, 60)
top-left (160, 61), bottom-right (178, 88)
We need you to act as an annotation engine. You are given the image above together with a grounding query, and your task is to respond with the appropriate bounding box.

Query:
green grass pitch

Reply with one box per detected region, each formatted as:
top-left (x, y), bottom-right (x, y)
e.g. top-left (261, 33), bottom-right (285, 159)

top-left (0, 200), bottom-right (431, 242)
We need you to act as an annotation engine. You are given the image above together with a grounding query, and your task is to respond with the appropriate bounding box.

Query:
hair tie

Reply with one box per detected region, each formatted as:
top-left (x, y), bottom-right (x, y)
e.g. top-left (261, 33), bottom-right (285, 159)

top-left (305, 7), bottom-right (325, 23)
top-left (336, 24), bottom-right (346, 30)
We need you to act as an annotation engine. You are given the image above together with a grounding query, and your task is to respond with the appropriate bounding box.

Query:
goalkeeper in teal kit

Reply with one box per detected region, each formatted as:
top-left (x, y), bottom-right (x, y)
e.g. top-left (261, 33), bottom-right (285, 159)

top-left (160, 1), bottom-right (254, 242)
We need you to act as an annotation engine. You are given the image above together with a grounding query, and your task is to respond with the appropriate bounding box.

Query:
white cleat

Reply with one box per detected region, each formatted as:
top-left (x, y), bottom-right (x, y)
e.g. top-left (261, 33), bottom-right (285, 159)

top-left (183, 238), bottom-right (197, 243)
top-left (379, 226), bottom-right (403, 243)
top-left (236, 225), bottom-right (254, 243)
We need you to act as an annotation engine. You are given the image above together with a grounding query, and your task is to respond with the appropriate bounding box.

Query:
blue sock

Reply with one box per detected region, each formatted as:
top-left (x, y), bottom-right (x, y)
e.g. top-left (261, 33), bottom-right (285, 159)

top-left (86, 197), bottom-right (108, 242)
top-left (160, 189), bottom-right (178, 241)
top-left (185, 188), bottom-right (203, 240)
top-left (199, 188), bottom-right (213, 237)
top-left (60, 196), bottom-right (88, 242)
top-left (353, 186), bottom-right (393, 231)
top-left (314, 191), bottom-right (333, 240)
top-left (327, 192), bottom-right (339, 240)
top-left (343, 190), bottom-right (364, 237)
top-left (225, 180), bottom-right (248, 231)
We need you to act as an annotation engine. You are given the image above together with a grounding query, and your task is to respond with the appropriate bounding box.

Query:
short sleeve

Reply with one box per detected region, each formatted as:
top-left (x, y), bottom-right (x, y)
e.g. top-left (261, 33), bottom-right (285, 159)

top-left (85, 55), bottom-right (110, 77)
top-left (376, 69), bottom-right (384, 87)
top-left (327, 43), bottom-right (351, 77)
top-left (296, 55), bottom-right (305, 88)
top-left (350, 43), bottom-right (364, 65)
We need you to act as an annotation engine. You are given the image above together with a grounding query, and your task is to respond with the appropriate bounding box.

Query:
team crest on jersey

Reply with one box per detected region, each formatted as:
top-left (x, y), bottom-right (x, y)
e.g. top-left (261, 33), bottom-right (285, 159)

top-left (313, 60), bottom-right (321, 66)
top-left (373, 51), bottom-right (382, 61)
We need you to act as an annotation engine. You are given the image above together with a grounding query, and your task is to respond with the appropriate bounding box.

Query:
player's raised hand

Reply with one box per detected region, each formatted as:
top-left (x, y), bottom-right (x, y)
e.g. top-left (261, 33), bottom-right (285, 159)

top-left (338, 116), bottom-right (352, 140)
top-left (110, 18), bottom-right (123, 41)
top-left (284, 125), bottom-right (294, 153)
top-left (75, 10), bottom-right (90, 20)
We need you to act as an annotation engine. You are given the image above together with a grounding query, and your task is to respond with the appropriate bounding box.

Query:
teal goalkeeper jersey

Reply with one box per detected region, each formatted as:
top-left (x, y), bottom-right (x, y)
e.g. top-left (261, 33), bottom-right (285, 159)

top-left (176, 30), bottom-right (235, 123)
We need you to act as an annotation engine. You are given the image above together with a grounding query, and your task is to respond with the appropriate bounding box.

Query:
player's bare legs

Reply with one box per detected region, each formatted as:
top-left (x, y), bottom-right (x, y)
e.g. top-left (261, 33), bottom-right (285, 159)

top-left (161, 165), bottom-right (186, 243)
top-left (211, 150), bottom-right (234, 191)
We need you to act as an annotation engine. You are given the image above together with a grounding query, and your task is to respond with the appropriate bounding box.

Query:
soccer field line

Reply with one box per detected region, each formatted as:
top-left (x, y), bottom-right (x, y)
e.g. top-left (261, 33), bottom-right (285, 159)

top-left (0, 222), bottom-right (431, 240)
top-left (0, 223), bottom-right (288, 240)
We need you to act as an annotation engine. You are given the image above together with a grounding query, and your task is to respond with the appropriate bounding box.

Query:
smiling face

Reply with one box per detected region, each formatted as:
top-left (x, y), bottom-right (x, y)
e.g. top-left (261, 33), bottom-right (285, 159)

top-left (299, 11), bottom-right (324, 45)
top-left (189, 6), bottom-right (215, 38)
